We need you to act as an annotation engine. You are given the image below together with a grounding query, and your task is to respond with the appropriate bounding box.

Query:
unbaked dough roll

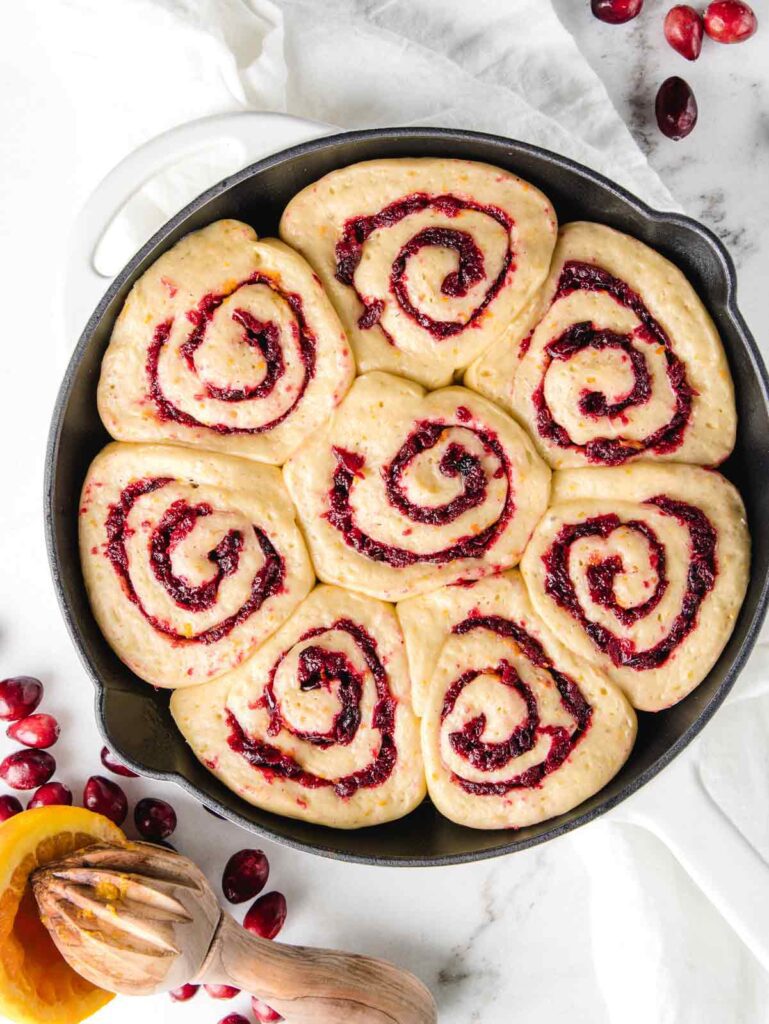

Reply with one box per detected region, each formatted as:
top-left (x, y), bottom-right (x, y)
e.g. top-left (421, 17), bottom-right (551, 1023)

top-left (418, 572), bottom-right (636, 829)
top-left (98, 220), bottom-right (355, 465)
top-left (520, 464), bottom-right (749, 710)
top-left (398, 571), bottom-right (522, 718)
top-left (466, 222), bottom-right (736, 468)
top-left (280, 158), bottom-right (557, 389)
top-left (170, 585), bottom-right (425, 828)
top-left (283, 372), bottom-right (551, 602)
top-left (79, 443), bottom-right (314, 688)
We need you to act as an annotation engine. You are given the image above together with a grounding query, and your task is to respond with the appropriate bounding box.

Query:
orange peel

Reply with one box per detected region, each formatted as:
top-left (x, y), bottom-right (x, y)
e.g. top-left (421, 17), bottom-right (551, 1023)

top-left (0, 806), bottom-right (125, 1024)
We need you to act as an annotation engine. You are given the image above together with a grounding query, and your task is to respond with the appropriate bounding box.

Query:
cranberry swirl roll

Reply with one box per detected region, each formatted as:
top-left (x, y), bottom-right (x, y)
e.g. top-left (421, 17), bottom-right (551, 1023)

top-left (466, 222), bottom-right (736, 468)
top-left (416, 572), bottom-right (636, 829)
top-left (521, 464), bottom-right (749, 710)
top-left (283, 372), bottom-right (551, 602)
top-left (280, 159), bottom-right (557, 390)
top-left (170, 586), bottom-right (425, 828)
top-left (79, 443), bottom-right (313, 688)
top-left (98, 220), bottom-right (354, 465)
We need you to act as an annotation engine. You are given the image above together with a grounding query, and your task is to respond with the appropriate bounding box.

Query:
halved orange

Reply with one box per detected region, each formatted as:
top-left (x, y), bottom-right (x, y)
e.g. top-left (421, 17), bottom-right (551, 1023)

top-left (0, 806), bottom-right (125, 1024)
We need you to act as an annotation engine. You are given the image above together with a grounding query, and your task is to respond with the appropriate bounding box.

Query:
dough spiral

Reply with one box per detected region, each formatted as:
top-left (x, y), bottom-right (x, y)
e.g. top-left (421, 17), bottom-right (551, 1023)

top-left (171, 586), bottom-right (425, 828)
top-left (283, 372), bottom-right (551, 601)
top-left (281, 158), bottom-right (557, 389)
top-left (79, 443), bottom-right (314, 687)
top-left (466, 222), bottom-right (736, 468)
top-left (98, 220), bottom-right (354, 465)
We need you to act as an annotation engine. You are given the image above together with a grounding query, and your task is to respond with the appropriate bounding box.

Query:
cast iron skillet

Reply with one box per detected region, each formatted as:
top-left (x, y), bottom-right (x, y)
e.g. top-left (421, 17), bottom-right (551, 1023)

top-left (45, 127), bottom-right (769, 866)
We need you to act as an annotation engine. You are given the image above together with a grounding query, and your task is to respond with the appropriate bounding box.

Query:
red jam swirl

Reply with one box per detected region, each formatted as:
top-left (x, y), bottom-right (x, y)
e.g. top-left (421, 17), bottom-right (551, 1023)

top-left (532, 260), bottom-right (694, 465)
top-left (226, 619), bottom-right (397, 797)
top-left (443, 615), bottom-right (592, 795)
top-left (542, 497), bottom-right (716, 670)
top-left (146, 273), bottom-right (316, 434)
top-left (334, 192), bottom-right (514, 341)
top-left (104, 477), bottom-right (284, 645)
top-left (326, 418), bottom-right (513, 568)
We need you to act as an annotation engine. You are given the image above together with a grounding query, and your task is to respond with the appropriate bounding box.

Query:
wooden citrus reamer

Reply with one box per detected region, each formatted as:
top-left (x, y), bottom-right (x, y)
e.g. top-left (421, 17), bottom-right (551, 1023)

top-left (32, 841), bottom-right (437, 1024)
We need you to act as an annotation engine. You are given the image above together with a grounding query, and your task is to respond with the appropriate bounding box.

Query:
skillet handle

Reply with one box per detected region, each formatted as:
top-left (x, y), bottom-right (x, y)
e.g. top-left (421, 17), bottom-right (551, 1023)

top-left (62, 110), bottom-right (331, 348)
top-left (610, 745), bottom-right (769, 971)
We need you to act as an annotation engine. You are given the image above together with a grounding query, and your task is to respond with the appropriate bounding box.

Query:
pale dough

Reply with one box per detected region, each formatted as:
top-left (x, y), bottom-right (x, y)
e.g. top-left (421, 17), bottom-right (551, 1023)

top-left (520, 463), bottom-right (749, 710)
top-left (419, 571), bottom-right (636, 829)
top-left (283, 371), bottom-right (551, 602)
top-left (280, 158), bottom-right (557, 389)
top-left (79, 442), bottom-right (314, 688)
top-left (171, 585), bottom-right (425, 828)
top-left (466, 221), bottom-right (736, 468)
top-left (98, 220), bottom-right (355, 465)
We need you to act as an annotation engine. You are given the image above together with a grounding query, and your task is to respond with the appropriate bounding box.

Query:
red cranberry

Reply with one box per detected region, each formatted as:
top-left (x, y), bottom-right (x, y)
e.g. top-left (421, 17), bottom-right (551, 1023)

top-left (204, 985), bottom-right (240, 999)
top-left (222, 849), bottom-right (269, 904)
top-left (655, 76), bottom-right (698, 139)
top-left (591, 0), bottom-right (643, 24)
top-left (0, 794), bottom-right (23, 821)
top-left (0, 677), bottom-right (43, 721)
top-left (664, 5), bottom-right (704, 59)
top-left (252, 997), bottom-right (283, 1023)
top-left (704, 1), bottom-right (757, 42)
top-left (83, 775), bottom-right (128, 824)
top-left (134, 797), bottom-right (177, 840)
top-left (27, 782), bottom-right (72, 808)
top-left (100, 746), bottom-right (139, 778)
top-left (244, 892), bottom-right (287, 940)
top-left (7, 713), bottom-right (59, 749)
top-left (169, 984), bottom-right (199, 1002)
top-left (216, 1015), bottom-right (249, 1024)
top-left (0, 749), bottom-right (55, 790)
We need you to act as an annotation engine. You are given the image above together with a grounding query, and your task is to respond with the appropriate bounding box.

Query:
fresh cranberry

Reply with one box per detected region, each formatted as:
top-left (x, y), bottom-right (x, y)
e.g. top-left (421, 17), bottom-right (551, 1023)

top-left (83, 775), bottom-right (128, 824)
top-left (0, 750), bottom-right (56, 790)
top-left (169, 984), bottom-right (199, 1002)
top-left (244, 892), bottom-right (287, 940)
top-left (0, 677), bottom-right (43, 721)
top-left (591, 0), bottom-right (643, 24)
top-left (204, 985), bottom-right (240, 999)
top-left (0, 794), bottom-right (23, 821)
top-left (704, 1), bottom-right (757, 42)
top-left (252, 997), bottom-right (283, 1023)
top-left (7, 713), bottom-right (59, 749)
top-left (100, 746), bottom-right (139, 778)
top-left (664, 5), bottom-right (704, 59)
top-left (134, 797), bottom-right (177, 840)
top-left (655, 76), bottom-right (698, 139)
top-left (27, 782), bottom-right (72, 808)
top-left (216, 1015), bottom-right (249, 1024)
top-left (222, 849), bottom-right (269, 904)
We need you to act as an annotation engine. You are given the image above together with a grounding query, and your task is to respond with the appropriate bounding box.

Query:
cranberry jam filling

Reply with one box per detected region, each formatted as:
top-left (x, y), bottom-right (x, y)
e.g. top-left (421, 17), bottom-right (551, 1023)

top-left (325, 418), bottom-right (513, 568)
top-left (146, 274), bottom-right (316, 434)
top-left (333, 192), bottom-right (514, 341)
top-left (542, 497), bottom-right (716, 670)
top-left (105, 477), bottom-right (285, 644)
top-left (227, 619), bottom-right (397, 797)
top-left (532, 260), bottom-right (694, 465)
top-left (265, 645), bottom-right (363, 747)
top-left (444, 615), bottom-right (592, 795)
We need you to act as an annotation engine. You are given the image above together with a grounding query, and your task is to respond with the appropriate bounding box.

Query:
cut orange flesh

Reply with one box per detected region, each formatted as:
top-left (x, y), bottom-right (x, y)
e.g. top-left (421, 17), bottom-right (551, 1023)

top-left (0, 806), bottom-right (125, 1024)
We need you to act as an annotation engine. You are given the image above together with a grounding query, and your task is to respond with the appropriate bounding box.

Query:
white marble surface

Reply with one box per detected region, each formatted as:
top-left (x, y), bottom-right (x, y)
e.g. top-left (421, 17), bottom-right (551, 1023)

top-left (1, 3), bottom-right (768, 1024)
top-left (553, 0), bottom-right (769, 339)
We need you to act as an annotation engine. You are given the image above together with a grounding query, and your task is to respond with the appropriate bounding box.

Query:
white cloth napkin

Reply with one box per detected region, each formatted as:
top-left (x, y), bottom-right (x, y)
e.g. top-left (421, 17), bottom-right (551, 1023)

top-left (2, 1), bottom-right (766, 1021)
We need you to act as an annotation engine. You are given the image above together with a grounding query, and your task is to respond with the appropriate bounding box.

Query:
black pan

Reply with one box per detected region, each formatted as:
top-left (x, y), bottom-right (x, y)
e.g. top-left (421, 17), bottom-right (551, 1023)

top-left (45, 127), bottom-right (769, 866)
